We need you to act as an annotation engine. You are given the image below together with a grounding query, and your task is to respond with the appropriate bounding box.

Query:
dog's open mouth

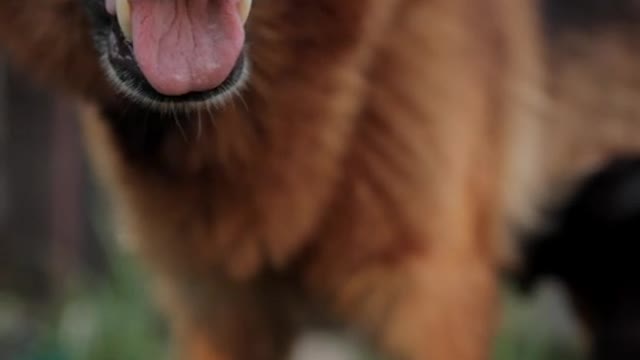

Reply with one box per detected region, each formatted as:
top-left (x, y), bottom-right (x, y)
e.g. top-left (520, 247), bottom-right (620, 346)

top-left (102, 0), bottom-right (251, 106)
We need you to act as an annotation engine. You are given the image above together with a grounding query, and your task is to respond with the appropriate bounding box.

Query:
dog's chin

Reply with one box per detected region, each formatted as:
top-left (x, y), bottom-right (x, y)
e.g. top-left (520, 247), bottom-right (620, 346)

top-left (93, 15), bottom-right (249, 113)
top-left (102, 52), bottom-right (249, 113)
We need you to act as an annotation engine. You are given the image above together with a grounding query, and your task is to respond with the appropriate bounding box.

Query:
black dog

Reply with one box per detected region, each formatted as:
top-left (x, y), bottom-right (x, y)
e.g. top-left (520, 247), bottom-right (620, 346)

top-left (521, 158), bottom-right (640, 360)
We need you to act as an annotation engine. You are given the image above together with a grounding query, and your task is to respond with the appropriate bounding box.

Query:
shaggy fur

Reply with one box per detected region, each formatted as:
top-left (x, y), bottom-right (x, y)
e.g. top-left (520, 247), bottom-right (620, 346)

top-left (2, 0), bottom-right (640, 359)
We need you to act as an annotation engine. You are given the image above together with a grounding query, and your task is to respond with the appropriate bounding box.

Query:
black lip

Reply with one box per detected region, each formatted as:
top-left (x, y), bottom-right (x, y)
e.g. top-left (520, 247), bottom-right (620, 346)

top-left (84, 0), bottom-right (246, 106)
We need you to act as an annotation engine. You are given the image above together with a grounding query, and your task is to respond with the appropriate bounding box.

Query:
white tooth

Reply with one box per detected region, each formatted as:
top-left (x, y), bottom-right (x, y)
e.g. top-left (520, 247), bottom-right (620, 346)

top-left (237, 0), bottom-right (252, 25)
top-left (116, 0), bottom-right (132, 42)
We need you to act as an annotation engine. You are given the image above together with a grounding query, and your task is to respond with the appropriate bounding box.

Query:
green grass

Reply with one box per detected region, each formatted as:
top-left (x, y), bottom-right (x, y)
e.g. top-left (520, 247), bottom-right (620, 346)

top-left (493, 287), bottom-right (585, 360)
top-left (0, 220), bottom-right (168, 360)
top-left (14, 252), bottom-right (169, 360)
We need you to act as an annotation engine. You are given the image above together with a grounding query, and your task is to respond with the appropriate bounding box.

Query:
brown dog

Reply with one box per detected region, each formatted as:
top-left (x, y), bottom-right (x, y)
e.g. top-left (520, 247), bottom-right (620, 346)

top-left (1, 0), bottom-right (639, 359)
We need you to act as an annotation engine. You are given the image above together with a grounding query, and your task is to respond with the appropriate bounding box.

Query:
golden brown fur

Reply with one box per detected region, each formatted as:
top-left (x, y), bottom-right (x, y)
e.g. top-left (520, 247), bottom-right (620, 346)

top-left (2, 0), bottom-right (640, 359)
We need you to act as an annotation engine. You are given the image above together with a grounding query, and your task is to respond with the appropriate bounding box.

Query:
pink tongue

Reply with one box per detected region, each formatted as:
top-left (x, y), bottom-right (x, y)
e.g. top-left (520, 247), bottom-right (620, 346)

top-left (130, 0), bottom-right (244, 96)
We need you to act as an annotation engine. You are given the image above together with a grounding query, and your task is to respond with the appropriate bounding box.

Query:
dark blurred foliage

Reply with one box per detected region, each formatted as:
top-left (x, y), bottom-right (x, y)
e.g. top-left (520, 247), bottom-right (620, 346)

top-left (0, 58), bottom-right (167, 360)
top-left (0, 57), bottom-right (107, 300)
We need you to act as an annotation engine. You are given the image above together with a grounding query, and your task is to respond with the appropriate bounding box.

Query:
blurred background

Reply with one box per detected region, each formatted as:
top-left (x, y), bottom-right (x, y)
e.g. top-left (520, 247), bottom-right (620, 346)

top-left (0, 59), bottom-right (587, 360)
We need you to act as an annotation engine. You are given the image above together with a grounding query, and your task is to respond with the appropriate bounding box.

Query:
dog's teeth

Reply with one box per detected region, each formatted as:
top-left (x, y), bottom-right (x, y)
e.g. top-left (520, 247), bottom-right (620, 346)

top-left (237, 0), bottom-right (252, 25)
top-left (116, 0), bottom-right (132, 42)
